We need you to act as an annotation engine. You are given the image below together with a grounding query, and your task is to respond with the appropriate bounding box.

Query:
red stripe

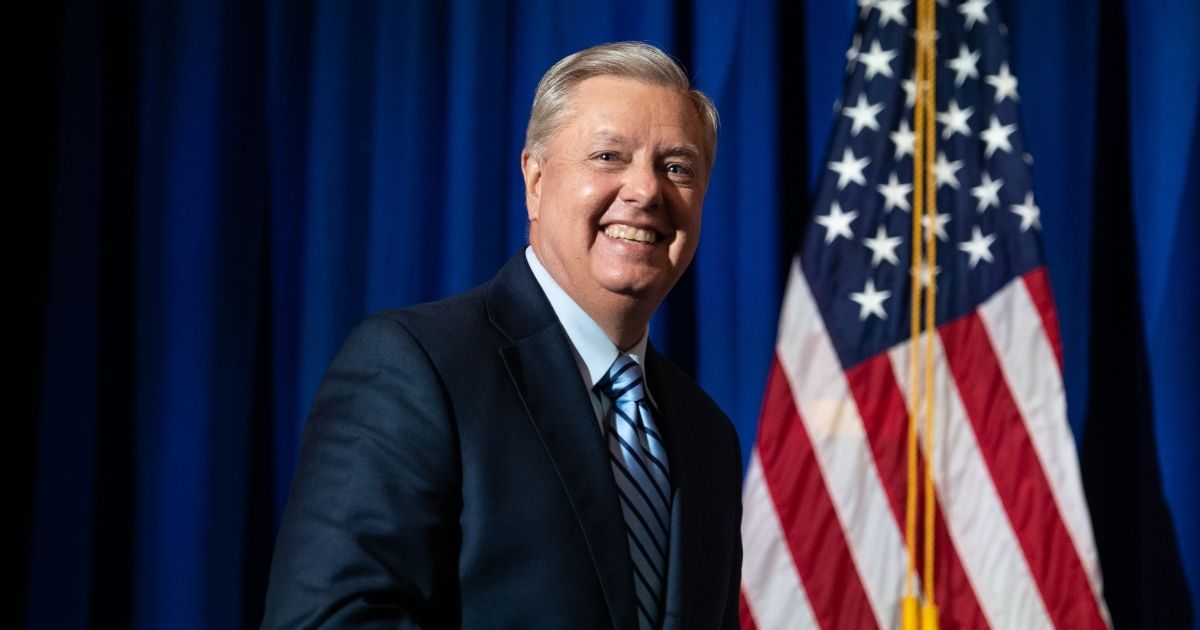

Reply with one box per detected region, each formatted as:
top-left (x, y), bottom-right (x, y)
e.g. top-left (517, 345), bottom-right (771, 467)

top-left (739, 589), bottom-right (759, 630)
top-left (939, 313), bottom-right (1106, 629)
top-left (846, 354), bottom-right (990, 629)
top-left (756, 356), bottom-right (878, 629)
top-left (1021, 268), bottom-right (1064, 368)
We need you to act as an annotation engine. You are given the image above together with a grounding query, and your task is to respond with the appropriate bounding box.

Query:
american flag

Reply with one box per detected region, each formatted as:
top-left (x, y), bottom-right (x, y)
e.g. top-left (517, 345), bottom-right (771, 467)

top-left (738, 1), bottom-right (1111, 628)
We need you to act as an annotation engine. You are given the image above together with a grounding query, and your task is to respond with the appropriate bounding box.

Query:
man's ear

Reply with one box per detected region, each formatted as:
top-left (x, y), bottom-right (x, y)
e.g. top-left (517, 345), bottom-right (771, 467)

top-left (520, 149), bottom-right (542, 221)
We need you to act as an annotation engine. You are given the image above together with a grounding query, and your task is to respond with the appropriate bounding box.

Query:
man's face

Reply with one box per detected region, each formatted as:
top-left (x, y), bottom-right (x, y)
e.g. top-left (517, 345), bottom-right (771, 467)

top-left (523, 75), bottom-right (709, 320)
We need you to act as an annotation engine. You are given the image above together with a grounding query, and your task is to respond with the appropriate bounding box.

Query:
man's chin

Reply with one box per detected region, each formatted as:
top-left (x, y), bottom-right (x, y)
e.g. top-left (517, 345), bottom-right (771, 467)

top-left (595, 273), bottom-right (671, 303)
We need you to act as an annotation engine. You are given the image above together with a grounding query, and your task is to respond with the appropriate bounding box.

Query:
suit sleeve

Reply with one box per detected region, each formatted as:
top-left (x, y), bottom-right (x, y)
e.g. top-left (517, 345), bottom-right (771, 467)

top-left (262, 315), bottom-right (462, 629)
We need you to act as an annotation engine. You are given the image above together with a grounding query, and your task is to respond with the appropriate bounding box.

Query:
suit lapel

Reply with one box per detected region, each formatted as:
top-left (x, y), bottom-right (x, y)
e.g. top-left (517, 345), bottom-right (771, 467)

top-left (645, 348), bottom-right (699, 630)
top-left (662, 487), bottom-right (685, 630)
top-left (487, 253), bottom-right (637, 629)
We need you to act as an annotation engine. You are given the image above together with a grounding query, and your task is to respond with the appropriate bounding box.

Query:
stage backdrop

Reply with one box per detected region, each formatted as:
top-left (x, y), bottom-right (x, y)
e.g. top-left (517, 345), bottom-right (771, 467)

top-left (23, 0), bottom-right (1197, 628)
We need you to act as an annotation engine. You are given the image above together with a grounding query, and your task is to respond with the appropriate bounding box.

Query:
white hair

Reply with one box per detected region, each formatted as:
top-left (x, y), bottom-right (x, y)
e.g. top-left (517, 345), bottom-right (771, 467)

top-left (524, 41), bottom-right (719, 170)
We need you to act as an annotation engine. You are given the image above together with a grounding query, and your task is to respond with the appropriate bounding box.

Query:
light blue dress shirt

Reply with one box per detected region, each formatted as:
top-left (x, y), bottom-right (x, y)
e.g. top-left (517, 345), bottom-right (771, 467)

top-left (525, 246), bottom-right (654, 429)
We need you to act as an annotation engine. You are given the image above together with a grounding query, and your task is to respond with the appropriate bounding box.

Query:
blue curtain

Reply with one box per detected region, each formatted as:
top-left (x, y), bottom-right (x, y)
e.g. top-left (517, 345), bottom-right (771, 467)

top-left (24, 0), bottom-right (1197, 628)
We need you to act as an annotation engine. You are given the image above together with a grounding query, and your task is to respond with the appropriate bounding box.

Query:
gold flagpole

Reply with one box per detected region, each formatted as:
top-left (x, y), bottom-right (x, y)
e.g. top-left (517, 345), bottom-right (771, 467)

top-left (919, 0), bottom-right (939, 626)
top-left (905, 0), bottom-right (938, 628)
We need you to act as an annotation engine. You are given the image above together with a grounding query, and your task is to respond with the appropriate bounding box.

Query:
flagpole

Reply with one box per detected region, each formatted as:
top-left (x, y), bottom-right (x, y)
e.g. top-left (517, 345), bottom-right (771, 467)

top-left (919, 0), bottom-right (941, 625)
top-left (919, 0), bottom-right (940, 627)
top-left (905, 0), bottom-right (939, 628)
top-left (903, 0), bottom-right (927, 623)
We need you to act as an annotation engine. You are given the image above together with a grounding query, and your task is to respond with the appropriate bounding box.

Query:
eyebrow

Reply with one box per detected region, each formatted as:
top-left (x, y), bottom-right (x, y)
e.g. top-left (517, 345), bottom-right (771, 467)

top-left (592, 131), bottom-right (700, 156)
top-left (661, 144), bottom-right (702, 161)
top-left (588, 131), bottom-right (703, 162)
top-left (590, 131), bottom-right (630, 145)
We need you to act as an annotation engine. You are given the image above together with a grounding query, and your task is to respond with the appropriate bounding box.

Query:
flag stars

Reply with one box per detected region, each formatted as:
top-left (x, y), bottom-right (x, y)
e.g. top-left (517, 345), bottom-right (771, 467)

top-left (891, 119), bottom-right (916, 159)
top-left (922, 211), bottom-right (952, 242)
top-left (864, 225), bottom-right (903, 266)
top-left (912, 24), bottom-right (939, 47)
top-left (911, 261), bottom-right (942, 288)
top-left (858, 40), bottom-right (898, 80)
top-left (829, 147), bottom-right (871, 190)
top-left (980, 115), bottom-right (1017, 158)
top-left (843, 94), bottom-right (885, 136)
top-left (850, 278), bottom-right (892, 321)
top-left (937, 100), bottom-right (974, 139)
top-left (957, 0), bottom-right (991, 30)
top-left (986, 62), bottom-right (1020, 103)
top-left (875, 0), bottom-right (909, 27)
top-left (846, 33), bottom-right (862, 70)
top-left (935, 151), bottom-right (963, 189)
top-left (970, 172), bottom-right (1004, 212)
top-left (947, 44), bottom-right (981, 87)
top-left (1010, 192), bottom-right (1042, 231)
top-left (901, 77), bottom-right (917, 108)
top-left (958, 226), bottom-right (997, 268)
top-left (912, 26), bottom-right (940, 46)
top-left (877, 172), bottom-right (913, 212)
top-left (816, 201), bottom-right (860, 244)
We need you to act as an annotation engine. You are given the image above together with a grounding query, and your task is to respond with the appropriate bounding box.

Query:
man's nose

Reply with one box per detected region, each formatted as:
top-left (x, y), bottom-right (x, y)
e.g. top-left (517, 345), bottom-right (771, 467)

top-left (620, 160), bottom-right (663, 209)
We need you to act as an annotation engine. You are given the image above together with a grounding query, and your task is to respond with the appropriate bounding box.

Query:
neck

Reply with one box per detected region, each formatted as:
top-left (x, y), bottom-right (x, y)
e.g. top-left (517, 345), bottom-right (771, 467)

top-left (528, 242), bottom-right (658, 351)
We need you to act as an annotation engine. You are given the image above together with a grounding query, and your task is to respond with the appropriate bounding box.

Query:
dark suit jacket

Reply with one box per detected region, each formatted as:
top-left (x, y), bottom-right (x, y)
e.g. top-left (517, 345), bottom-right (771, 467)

top-left (262, 252), bottom-right (743, 629)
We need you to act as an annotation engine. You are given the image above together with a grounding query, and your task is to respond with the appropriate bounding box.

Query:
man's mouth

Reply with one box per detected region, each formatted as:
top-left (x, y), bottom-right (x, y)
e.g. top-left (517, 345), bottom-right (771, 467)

top-left (603, 224), bottom-right (658, 244)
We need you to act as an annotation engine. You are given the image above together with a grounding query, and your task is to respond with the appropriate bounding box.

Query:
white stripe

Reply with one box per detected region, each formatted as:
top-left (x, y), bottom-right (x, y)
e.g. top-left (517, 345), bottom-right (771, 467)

top-left (776, 261), bottom-right (909, 628)
top-left (978, 277), bottom-right (1110, 624)
top-left (741, 453), bottom-right (820, 629)
top-left (888, 332), bottom-right (1054, 630)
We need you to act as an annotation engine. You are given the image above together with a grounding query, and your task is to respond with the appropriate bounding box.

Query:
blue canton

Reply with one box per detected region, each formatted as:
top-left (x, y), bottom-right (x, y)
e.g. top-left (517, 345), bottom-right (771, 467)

top-left (802, 0), bottom-right (1046, 369)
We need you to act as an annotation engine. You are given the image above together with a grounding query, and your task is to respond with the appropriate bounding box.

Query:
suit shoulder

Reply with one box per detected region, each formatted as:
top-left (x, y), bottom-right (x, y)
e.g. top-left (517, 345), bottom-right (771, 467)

top-left (366, 284), bottom-right (490, 338)
top-left (343, 285), bottom-right (507, 373)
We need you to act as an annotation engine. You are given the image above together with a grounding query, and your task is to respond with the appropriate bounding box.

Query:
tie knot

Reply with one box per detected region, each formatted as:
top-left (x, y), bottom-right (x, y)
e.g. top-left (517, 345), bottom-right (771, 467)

top-left (598, 354), bottom-right (646, 404)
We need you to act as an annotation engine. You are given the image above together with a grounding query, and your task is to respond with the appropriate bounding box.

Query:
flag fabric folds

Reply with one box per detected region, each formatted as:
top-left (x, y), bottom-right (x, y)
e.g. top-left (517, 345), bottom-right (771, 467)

top-left (739, 1), bottom-right (1110, 628)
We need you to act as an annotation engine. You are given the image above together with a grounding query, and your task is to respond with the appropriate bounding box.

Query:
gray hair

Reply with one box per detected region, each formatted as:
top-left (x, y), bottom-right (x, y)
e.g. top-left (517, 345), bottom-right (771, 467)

top-left (524, 41), bottom-right (719, 171)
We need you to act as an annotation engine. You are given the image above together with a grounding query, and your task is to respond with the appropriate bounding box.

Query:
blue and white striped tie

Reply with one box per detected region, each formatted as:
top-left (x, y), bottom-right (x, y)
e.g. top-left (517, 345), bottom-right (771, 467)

top-left (597, 354), bottom-right (671, 630)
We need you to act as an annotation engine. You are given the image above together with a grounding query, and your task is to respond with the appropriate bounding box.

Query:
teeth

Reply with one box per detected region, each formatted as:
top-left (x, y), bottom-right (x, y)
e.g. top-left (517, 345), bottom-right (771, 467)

top-left (603, 224), bottom-right (657, 244)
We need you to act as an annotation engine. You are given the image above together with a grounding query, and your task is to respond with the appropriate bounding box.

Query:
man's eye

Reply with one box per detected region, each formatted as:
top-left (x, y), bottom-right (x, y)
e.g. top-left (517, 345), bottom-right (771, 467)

top-left (667, 163), bottom-right (693, 177)
top-left (596, 152), bottom-right (617, 161)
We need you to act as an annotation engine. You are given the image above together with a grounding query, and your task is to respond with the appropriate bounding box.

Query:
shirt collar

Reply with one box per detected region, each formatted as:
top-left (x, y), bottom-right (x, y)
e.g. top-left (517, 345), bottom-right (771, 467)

top-left (525, 246), bottom-right (648, 388)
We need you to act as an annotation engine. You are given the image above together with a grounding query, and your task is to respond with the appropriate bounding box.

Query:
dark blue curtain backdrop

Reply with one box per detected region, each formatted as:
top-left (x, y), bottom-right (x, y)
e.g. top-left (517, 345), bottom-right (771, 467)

top-left (21, 0), bottom-right (1197, 628)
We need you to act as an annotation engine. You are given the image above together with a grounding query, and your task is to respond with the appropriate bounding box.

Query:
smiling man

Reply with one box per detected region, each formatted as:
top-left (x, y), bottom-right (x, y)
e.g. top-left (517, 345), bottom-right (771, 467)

top-left (522, 70), bottom-right (709, 350)
top-left (263, 42), bottom-right (743, 630)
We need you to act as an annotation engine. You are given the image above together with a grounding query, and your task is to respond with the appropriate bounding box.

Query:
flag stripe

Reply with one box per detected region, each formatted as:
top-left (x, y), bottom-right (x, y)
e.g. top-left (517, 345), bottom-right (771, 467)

top-left (756, 358), bottom-right (879, 629)
top-left (980, 274), bottom-right (1109, 621)
top-left (740, 454), bottom-right (819, 630)
top-left (888, 332), bottom-right (1055, 630)
top-left (844, 353), bottom-right (990, 629)
top-left (739, 592), bottom-right (760, 630)
top-left (777, 263), bottom-right (910, 628)
top-left (1020, 268), bottom-right (1064, 368)
top-left (939, 312), bottom-right (1108, 629)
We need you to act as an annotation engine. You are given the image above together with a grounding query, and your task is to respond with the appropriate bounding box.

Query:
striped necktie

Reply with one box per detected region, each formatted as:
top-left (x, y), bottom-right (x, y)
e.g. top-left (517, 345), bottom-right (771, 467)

top-left (597, 354), bottom-right (671, 630)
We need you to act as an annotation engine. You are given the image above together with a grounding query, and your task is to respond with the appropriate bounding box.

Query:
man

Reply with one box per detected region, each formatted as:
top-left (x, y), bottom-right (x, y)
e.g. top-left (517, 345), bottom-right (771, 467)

top-left (262, 42), bottom-right (742, 629)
